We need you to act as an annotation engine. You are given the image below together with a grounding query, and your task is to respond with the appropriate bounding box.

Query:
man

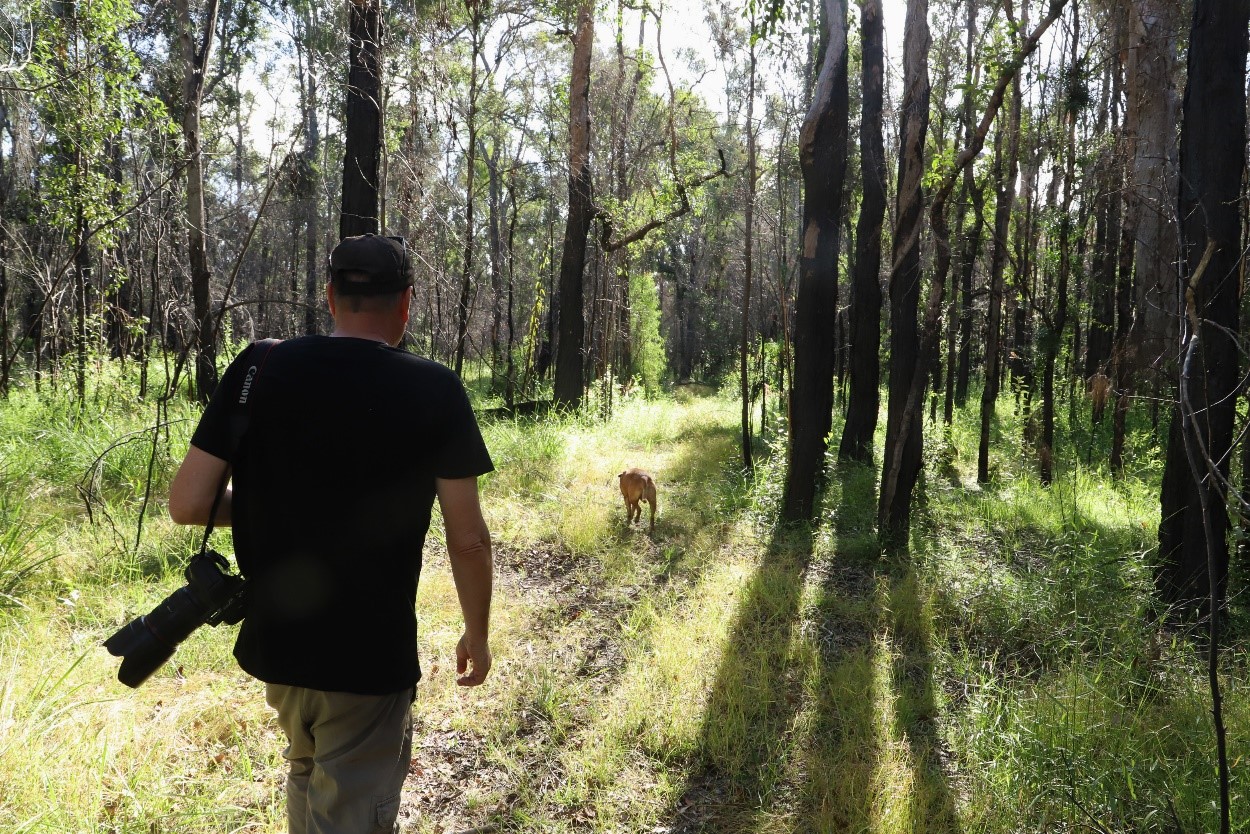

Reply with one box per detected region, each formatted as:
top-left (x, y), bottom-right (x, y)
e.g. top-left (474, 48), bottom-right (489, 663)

top-left (168, 233), bottom-right (493, 834)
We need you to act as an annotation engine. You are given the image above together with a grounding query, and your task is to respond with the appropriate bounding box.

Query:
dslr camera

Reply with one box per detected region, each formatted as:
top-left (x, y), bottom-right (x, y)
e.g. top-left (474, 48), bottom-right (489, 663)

top-left (104, 549), bottom-right (247, 688)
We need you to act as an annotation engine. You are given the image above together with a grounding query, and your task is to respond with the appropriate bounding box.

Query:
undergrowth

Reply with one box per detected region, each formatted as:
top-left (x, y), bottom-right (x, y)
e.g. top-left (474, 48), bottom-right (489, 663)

top-left (0, 360), bottom-right (1245, 833)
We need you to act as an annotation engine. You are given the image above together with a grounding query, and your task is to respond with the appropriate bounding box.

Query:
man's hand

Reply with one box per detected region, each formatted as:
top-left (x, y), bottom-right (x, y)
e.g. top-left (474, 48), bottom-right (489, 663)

top-left (456, 633), bottom-right (492, 686)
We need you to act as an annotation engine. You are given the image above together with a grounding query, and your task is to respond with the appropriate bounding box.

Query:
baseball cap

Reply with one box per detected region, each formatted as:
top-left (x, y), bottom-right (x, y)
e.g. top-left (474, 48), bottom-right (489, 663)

top-left (328, 234), bottom-right (413, 296)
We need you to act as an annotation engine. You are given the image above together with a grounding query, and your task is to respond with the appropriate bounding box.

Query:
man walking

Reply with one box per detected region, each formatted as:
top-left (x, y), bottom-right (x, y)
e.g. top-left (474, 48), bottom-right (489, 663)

top-left (169, 234), bottom-right (493, 833)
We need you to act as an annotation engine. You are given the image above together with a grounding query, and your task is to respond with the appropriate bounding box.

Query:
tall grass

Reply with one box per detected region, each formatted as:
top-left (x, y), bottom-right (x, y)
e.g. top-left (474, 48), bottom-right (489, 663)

top-left (2, 359), bottom-right (1247, 833)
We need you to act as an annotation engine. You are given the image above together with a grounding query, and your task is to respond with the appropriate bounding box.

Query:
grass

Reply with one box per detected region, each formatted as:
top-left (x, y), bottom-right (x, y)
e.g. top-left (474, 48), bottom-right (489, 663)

top-left (1, 359), bottom-right (1247, 832)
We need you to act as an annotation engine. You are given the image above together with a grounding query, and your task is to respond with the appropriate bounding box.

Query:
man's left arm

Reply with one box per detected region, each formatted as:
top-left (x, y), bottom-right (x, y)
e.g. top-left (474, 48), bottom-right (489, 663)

top-left (436, 476), bottom-right (493, 687)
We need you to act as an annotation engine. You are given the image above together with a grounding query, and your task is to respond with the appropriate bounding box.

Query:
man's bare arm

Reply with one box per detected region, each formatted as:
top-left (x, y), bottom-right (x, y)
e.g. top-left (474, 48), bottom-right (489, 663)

top-left (169, 446), bottom-right (232, 526)
top-left (436, 476), bottom-right (493, 686)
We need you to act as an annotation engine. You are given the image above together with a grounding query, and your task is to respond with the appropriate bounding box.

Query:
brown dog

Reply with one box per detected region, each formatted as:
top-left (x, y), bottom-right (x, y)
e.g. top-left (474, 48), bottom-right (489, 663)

top-left (618, 468), bottom-right (657, 532)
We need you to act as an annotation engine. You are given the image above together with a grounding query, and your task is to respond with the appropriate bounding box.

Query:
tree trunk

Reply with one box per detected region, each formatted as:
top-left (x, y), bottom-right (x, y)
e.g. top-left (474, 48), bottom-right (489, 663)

top-left (978, 81), bottom-right (1022, 483)
top-left (1038, 2), bottom-right (1080, 486)
top-left (1157, 0), bottom-right (1248, 620)
top-left (781, 0), bottom-right (849, 522)
top-left (341, 0), bottom-right (383, 238)
top-left (877, 0), bottom-right (929, 544)
top-left (178, 0), bottom-right (220, 404)
top-left (553, 3), bottom-right (595, 409)
top-left (740, 28), bottom-right (758, 472)
top-left (486, 144), bottom-right (504, 388)
top-left (299, 8), bottom-right (321, 336)
top-left (837, 0), bottom-right (884, 465)
top-left (1126, 0), bottom-right (1182, 387)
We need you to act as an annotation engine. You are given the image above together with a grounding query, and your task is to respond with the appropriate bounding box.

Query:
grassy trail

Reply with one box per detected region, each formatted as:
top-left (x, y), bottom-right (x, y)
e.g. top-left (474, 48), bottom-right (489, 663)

top-left (404, 390), bottom-right (961, 833)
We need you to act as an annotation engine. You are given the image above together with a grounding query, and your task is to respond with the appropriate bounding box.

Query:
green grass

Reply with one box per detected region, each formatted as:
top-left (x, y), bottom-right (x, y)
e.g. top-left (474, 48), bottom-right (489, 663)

top-left (1, 360), bottom-right (1247, 833)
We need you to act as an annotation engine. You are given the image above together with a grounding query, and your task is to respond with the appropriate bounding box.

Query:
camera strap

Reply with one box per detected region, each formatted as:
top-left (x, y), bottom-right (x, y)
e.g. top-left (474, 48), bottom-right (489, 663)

top-left (197, 338), bottom-right (282, 557)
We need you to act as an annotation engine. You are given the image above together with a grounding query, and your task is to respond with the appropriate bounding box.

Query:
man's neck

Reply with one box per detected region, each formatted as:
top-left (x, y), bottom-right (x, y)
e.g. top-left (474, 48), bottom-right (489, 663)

top-left (330, 325), bottom-right (397, 346)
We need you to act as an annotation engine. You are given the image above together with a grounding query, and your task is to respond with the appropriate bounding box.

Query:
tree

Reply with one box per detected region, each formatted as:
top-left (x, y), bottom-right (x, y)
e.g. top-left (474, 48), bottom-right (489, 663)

top-left (1036, 1), bottom-right (1080, 485)
top-left (341, 0), bottom-right (383, 238)
top-left (781, 0), bottom-right (848, 522)
top-left (978, 13), bottom-right (1024, 484)
top-left (1156, 0), bottom-right (1249, 621)
top-left (553, 2), bottom-right (594, 409)
top-left (876, 0), bottom-right (929, 544)
top-left (740, 7), bottom-right (759, 472)
top-left (837, 0), bottom-right (884, 465)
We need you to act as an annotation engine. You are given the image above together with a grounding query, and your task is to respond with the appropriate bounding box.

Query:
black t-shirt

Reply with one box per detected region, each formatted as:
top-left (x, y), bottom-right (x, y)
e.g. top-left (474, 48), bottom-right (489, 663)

top-left (190, 336), bottom-right (493, 694)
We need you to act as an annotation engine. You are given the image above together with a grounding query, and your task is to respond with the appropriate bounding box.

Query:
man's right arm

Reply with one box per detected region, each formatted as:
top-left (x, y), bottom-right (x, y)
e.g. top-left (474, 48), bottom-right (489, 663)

top-left (435, 476), bottom-right (493, 686)
top-left (169, 446), bottom-right (231, 526)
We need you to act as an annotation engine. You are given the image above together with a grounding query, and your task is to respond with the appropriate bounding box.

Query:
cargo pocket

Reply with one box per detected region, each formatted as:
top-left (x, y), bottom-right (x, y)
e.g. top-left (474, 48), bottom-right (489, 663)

top-left (373, 791), bottom-right (401, 832)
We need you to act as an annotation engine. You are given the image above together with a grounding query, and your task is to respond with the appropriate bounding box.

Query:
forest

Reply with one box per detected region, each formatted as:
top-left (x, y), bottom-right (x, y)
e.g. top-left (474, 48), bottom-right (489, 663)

top-left (2, 0), bottom-right (1250, 831)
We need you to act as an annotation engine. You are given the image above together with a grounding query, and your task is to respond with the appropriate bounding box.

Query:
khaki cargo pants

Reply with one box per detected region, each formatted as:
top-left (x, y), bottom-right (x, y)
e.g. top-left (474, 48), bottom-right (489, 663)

top-left (266, 684), bottom-right (414, 834)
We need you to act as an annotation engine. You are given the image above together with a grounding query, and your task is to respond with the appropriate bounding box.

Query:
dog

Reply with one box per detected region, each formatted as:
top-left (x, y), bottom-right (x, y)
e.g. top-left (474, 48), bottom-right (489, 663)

top-left (618, 468), bottom-right (657, 532)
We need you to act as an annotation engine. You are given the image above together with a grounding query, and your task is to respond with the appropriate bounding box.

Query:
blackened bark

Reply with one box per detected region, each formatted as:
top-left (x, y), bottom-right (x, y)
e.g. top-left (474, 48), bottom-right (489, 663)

top-left (741, 33), bottom-right (758, 473)
top-left (781, 0), bottom-right (848, 522)
top-left (877, 0), bottom-right (929, 544)
top-left (838, 0), bottom-right (884, 465)
top-left (1039, 2), bottom-right (1080, 486)
top-left (340, 0), bottom-right (382, 239)
top-left (553, 4), bottom-right (594, 409)
top-left (299, 9), bottom-right (321, 336)
top-left (179, 0), bottom-right (221, 404)
top-left (1157, 0), bottom-right (1249, 620)
top-left (978, 86), bottom-right (1021, 483)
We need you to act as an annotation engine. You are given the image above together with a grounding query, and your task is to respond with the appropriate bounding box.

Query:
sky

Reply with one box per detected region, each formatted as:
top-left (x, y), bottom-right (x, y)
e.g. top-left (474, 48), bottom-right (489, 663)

top-left (615, 0), bottom-right (910, 122)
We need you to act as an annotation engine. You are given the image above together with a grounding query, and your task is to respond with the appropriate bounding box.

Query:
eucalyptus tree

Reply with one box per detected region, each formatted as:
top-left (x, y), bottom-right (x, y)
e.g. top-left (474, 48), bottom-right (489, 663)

top-left (977, 8), bottom-right (1024, 484)
top-left (1157, 0), bottom-right (1249, 623)
top-left (341, 0), bottom-right (382, 238)
top-left (876, 0), bottom-right (928, 543)
top-left (176, 0), bottom-right (222, 403)
top-left (1036, 0), bottom-right (1081, 485)
top-left (1125, 0), bottom-right (1181, 386)
top-left (553, 1), bottom-right (593, 409)
top-left (837, 0), bottom-right (885, 465)
top-left (879, 0), bottom-right (1069, 542)
top-left (781, 0), bottom-right (849, 522)
top-left (740, 7), bottom-right (760, 471)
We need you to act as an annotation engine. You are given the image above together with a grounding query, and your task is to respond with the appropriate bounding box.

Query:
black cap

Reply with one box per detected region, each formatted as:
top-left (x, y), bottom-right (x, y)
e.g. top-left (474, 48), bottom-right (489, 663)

top-left (328, 234), bottom-right (413, 296)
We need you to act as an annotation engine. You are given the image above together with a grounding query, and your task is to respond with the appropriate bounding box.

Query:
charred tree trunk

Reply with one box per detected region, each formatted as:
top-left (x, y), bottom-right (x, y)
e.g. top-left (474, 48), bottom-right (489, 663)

top-left (978, 81), bottom-right (1021, 483)
top-left (877, 0), bottom-right (929, 545)
top-left (553, 3), bottom-right (594, 409)
top-left (741, 31), bottom-right (758, 473)
top-left (1157, 0), bottom-right (1248, 621)
top-left (178, 0), bottom-right (221, 404)
top-left (341, 0), bottom-right (383, 238)
top-left (299, 8), bottom-right (321, 336)
top-left (838, 0), bottom-right (884, 465)
top-left (455, 1), bottom-right (483, 378)
top-left (1038, 2), bottom-right (1080, 486)
top-left (781, 0), bottom-right (849, 522)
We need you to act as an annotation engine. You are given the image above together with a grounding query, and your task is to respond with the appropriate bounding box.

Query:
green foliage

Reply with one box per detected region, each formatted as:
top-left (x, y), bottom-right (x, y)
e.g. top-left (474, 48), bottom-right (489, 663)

top-left (628, 271), bottom-right (665, 395)
top-left (27, 0), bottom-right (174, 247)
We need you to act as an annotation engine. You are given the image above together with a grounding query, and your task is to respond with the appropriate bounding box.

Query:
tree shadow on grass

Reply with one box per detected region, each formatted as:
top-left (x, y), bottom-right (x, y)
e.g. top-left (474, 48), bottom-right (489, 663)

top-left (662, 460), bottom-right (964, 833)
top-left (798, 462), bottom-right (962, 832)
top-left (665, 520), bottom-right (815, 834)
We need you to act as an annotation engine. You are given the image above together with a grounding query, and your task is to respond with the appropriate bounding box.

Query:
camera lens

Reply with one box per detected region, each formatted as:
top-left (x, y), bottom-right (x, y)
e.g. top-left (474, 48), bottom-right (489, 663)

top-left (104, 584), bottom-right (210, 687)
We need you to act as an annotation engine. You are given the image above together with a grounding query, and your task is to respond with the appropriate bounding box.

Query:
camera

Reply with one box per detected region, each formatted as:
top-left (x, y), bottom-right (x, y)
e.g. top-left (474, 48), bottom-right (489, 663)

top-left (104, 549), bottom-right (247, 688)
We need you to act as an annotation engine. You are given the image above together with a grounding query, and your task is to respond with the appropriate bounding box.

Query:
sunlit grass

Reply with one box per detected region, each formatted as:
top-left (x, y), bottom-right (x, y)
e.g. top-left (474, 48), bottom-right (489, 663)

top-left (3, 360), bottom-right (1248, 833)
